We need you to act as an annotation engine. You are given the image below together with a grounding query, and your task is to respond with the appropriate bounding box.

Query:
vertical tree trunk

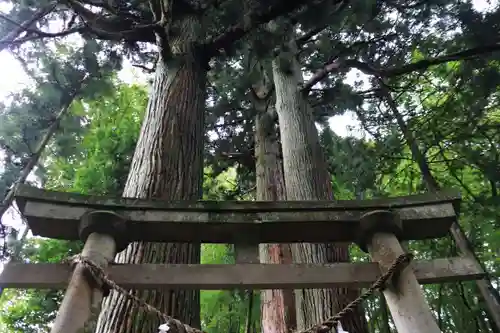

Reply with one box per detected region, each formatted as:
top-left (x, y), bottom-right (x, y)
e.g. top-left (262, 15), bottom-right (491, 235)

top-left (380, 82), bottom-right (500, 333)
top-left (95, 16), bottom-right (207, 333)
top-left (272, 42), bottom-right (368, 332)
top-left (254, 92), bottom-right (296, 333)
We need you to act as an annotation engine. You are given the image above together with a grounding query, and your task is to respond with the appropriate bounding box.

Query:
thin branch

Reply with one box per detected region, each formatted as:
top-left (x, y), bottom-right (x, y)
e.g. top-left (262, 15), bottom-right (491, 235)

top-left (295, 0), bottom-right (349, 46)
top-left (132, 63), bottom-right (155, 73)
top-left (0, 140), bottom-right (17, 156)
top-left (76, 0), bottom-right (120, 15)
top-left (302, 42), bottom-right (500, 93)
top-left (0, 12), bottom-right (51, 35)
top-left (148, 0), bottom-right (162, 22)
top-left (64, 0), bottom-right (157, 42)
top-left (0, 26), bottom-right (85, 47)
top-left (0, 4), bottom-right (57, 52)
top-left (295, 25), bottom-right (326, 46)
top-left (206, 0), bottom-right (342, 57)
top-left (382, 43), bottom-right (500, 76)
top-left (0, 74), bottom-right (91, 222)
top-left (13, 53), bottom-right (43, 85)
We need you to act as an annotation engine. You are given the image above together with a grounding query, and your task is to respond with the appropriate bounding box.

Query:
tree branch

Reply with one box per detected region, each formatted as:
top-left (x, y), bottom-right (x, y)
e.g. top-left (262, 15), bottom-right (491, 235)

top-left (132, 63), bottom-right (155, 73)
top-left (295, 0), bottom-right (349, 46)
top-left (295, 25), bottom-right (326, 46)
top-left (0, 73), bottom-right (91, 222)
top-left (381, 43), bottom-right (500, 76)
top-left (0, 4), bottom-right (57, 52)
top-left (0, 23), bottom-right (86, 48)
top-left (0, 0), bottom-right (158, 47)
top-left (64, 0), bottom-right (157, 42)
top-left (206, 0), bottom-right (339, 57)
top-left (302, 42), bottom-right (500, 92)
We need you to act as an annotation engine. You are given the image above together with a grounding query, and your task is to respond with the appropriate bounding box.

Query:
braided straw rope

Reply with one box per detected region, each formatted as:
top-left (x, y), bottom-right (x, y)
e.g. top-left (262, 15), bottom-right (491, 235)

top-left (295, 253), bottom-right (414, 333)
top-left (71, 255), bottom-right (204, 333)
top-left (70, 252), bottom-right (413, 333)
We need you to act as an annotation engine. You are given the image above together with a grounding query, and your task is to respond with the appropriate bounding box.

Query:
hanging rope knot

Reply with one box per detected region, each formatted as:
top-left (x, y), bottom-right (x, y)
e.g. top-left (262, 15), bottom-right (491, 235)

top-left (65, 253), bottom-right (206, 333)
top-left (69, 254), bottom-right (112, 296)
top-left (373, 252), bottom-right (414, 292)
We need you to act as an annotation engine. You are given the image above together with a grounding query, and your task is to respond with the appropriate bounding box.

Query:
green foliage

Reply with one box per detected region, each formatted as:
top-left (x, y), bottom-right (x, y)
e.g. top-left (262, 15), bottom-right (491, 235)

top-left (1, 0), bottom-right (500, 332)
top-left (0, 237), bottom-right (83, 332)
top-left (0, 37), bottom-right (119, 258)
top-left (201, 169), bottom-right (260, 333)
top-left (200, 244), bottom-right (261, 333)
top-left (45, 83), bottom-right (147, 195)
top-left (0, 82), bottom-right (146, 332)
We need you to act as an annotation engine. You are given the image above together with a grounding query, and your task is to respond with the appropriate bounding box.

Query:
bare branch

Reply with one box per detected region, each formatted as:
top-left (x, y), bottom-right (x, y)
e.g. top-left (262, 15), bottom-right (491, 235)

top-left (78, 0), bottom-right (145, 21)
top-left (0, 25), bottom-right (85, 48)
top-left (13, 53), bottom-right (44, 85)
top-left (302, 42), bottom-right (500, 93)
top-left (148, 0), bottom-right (162, 21)
top-left (205, 0), bottom-right (341, 57)
top-left (381, 43), bottom-right (500, 76)
top-left (0, 0), bottom-right (156, 47)
top-left (0, 140), bottom-right (17, 156)
top-left (0, 4), bottom-right (57, 52)
top-left (64, 0), bottom-right (157, 42)
top-left (0, 73), bottom-right (92, 222)
top-left (132, 63), bottom-right (155, 73)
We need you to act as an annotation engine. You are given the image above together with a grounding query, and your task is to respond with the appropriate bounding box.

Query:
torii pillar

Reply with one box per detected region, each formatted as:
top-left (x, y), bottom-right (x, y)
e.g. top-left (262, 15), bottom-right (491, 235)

top-left (358, 210), bottom-right (442, 333)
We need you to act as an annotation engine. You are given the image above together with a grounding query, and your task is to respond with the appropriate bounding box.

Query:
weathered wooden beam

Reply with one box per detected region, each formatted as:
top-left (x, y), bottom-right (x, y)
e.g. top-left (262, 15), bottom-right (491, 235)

top-left (21, 201), bottom-right (457, 243)
top-left (0, 257), bottom-right (484, 290)
top-left (14, 185), bottom-right (461, 243)
top-left (14, 184), bottom-right (461, 211)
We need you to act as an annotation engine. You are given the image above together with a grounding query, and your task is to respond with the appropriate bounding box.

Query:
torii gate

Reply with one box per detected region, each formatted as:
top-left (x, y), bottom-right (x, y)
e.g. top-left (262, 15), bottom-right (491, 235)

top-left (0, 184), bottom-right (486, 333)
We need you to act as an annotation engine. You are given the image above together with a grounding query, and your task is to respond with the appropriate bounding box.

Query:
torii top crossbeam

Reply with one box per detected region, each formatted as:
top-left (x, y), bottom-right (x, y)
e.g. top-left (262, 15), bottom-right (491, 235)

top-left (13, 184), bottom-right (461, 244)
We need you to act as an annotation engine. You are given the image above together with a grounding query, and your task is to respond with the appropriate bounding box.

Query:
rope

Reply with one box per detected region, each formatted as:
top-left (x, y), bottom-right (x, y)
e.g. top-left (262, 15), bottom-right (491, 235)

top-left (69, 252), bottom-right (414, 333)
top-left (70, 254), bottom-right (204, 333)
top-left (295, 252), bottom-right (414, 333)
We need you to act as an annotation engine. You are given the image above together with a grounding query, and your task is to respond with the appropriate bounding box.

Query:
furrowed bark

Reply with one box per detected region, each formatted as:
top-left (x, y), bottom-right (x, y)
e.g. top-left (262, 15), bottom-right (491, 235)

top-left (95, 15), bottom-right (206, 333)
top-left (254, 91), bottom-right (296, 333)
top-left (272, 40), bottom-right (368, 332)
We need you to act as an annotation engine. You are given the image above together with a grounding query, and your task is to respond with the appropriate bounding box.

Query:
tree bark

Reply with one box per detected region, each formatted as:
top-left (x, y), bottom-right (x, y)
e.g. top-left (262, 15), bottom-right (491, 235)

top-left (254, 90), bottom-right (296, 333)
top-left (95, 15), bottom-right (207, 333)
top-left (380, 82), bottom-right (500, 333)
top-left (272, 42), bottom-right (368, 332)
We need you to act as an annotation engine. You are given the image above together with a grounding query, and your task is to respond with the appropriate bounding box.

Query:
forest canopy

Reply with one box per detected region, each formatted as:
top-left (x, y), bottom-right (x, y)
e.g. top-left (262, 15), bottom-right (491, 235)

top-left (0, 0), bottom-right (499, 332)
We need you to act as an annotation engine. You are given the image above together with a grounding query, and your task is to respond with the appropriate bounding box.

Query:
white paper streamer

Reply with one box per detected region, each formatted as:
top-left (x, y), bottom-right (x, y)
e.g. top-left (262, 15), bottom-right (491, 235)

top-left (158, 323), bottom-right (170, 333)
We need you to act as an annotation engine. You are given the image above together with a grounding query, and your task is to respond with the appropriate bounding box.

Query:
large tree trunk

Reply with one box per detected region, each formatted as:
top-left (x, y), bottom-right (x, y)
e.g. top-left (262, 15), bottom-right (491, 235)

top-left (380, 83), bottom-right (500, 332)
top-left (272, 42), bottom-right (369, 333)
top-left (95, 16), bottom-right (207, 333)
top-left (254, 87), bottom-right (296, 333)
